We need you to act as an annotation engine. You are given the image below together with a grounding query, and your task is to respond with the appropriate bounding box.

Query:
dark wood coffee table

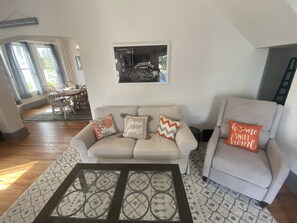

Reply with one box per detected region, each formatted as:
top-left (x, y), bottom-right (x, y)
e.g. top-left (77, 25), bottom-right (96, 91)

top-left (33, 164), bottom-right (193, 223)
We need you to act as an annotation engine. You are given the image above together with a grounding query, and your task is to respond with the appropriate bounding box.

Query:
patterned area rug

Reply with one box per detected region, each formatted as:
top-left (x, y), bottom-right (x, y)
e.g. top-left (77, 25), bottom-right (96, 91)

top-left (0, 143), bottom-right (277, 223)
top-left (23, 108), bottom-right (92, 122)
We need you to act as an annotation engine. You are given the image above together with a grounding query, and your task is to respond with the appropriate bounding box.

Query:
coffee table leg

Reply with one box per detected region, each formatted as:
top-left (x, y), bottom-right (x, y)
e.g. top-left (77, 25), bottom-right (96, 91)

top-left (77, 170), bottom-right (88, 193)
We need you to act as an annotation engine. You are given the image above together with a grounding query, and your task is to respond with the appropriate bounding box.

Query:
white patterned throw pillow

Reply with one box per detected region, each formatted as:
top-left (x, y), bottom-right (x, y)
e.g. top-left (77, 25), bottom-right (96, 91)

top-left (122, 115), bottom-right (149, 139)
top-left (91, 114), bottom-right (117, 140)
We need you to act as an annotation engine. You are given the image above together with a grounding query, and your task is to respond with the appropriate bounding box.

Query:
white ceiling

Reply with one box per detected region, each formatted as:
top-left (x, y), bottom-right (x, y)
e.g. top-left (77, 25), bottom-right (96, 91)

top-left (209, 0), bottom-right (297, 48)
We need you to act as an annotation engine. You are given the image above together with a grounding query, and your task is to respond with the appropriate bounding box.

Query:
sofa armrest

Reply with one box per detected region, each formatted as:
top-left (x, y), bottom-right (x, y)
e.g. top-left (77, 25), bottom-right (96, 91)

top-left (263, 139), bottom-right (290, 204)
top-left (70, 123), bottom-right (96, 161)
top-left (202, 126), bottom-right (220, 178)
top-left (175, 121), bottom-right (198, 157)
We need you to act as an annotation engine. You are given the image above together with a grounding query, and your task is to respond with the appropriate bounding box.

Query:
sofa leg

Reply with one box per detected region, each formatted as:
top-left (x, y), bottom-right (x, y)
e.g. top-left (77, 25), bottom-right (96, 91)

top-left (259, 201), bottom-right (268, 208)
top-left (186, 162), bottom-right (191, 175)
top-left (202, 176), bottom-right (208, 182)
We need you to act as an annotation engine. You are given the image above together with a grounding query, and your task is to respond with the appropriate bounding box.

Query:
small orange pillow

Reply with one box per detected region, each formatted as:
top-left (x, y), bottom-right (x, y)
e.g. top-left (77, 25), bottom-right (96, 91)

top-left (226, 120), bottom-right (262, 153)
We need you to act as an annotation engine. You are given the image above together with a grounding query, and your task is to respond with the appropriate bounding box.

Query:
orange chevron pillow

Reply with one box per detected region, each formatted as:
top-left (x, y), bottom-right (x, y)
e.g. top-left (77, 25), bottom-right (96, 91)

top-left (157, 115), bottom-right (180, 141)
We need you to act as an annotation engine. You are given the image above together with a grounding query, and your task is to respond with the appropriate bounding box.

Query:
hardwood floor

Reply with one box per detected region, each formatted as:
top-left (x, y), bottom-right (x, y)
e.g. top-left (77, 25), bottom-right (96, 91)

top-left (0, 106), bottom-right (89, 217)
top-left (0, 106), bottom-right (297, 222)
top-left (268, 185), bottom-right (297, 223)
top-left (20, 103), bottom-right (51, 119)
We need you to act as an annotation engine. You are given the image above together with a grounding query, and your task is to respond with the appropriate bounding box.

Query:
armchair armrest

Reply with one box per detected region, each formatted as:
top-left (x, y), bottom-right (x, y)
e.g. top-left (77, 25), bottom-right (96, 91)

top-left (70, 123), bottom-right (96, 162)
top-left (175, 121), bottom-right (198, 157)
top-left (263, 139), bottom-right (290, 204)
top-left (202, 126), bottom-right (220, 177)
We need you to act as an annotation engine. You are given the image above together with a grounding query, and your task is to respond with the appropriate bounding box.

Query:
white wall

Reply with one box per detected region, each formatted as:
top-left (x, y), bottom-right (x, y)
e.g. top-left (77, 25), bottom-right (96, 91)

top-left (68, 39), bottom-right (85, 85)
top-left (0, 0), bottom-right (268, 130)
top-left (209, 0), bottom-right (297, 48)
top-left (0, 64), bottom-right (25, 133)
top-left (276, 74), bottom-right (297, 174)
top-left (72, 0), bottom-right (268, 128)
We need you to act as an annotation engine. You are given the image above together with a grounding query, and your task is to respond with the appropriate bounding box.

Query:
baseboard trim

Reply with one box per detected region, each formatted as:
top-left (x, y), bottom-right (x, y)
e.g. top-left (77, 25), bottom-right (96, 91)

top-left (18, 95), bottom-right (47, 113)
top-left (0, 131), bottom-right (4, 141)
top-left (2, 127), bottom-right (29, 141)
top-left (285, 171), bottom-right (297, 195)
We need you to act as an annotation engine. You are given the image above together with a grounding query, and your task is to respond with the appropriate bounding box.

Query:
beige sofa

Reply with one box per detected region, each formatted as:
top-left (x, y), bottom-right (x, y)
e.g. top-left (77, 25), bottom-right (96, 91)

top-left (70, 106), bottom-right (198, 174)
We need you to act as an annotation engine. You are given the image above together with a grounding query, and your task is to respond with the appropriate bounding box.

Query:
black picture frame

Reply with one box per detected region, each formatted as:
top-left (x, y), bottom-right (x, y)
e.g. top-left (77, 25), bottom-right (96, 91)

top-left (112, 42), bottom-right (169, 84)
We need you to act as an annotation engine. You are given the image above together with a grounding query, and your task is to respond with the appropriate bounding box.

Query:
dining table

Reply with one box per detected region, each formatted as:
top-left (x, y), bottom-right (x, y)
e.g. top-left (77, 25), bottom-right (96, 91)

top-left (59, 87), bottom-right (86, 97)
top-left (58, 87), bottom-right (89, 111)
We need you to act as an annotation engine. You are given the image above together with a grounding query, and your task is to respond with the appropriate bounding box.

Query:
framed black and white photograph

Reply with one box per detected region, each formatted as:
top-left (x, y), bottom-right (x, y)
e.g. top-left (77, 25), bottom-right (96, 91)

top-left (75, 56), bottom-right (82, 70)
top-left (112, 42), bottom-right (169, 84)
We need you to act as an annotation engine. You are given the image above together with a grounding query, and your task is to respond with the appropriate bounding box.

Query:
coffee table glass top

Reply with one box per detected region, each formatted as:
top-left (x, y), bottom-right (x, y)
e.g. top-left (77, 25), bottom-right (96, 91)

top-left (34, 164), bottom-right (192, 223)
top-left (50, 170), bottom-right (120, 220)
top-left (120, 171), bottom-right (179, 221)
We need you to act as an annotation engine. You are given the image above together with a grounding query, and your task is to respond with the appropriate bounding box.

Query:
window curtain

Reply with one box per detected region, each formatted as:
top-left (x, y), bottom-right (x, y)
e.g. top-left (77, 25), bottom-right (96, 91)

top-left (21, 42), bottom-right (43, 94)
top-left (0, 53), bottom-right (22, 105)
top-left (48, 44), bottom-right (66, 85)
top-left (4, 43), bottom-right (32, 99)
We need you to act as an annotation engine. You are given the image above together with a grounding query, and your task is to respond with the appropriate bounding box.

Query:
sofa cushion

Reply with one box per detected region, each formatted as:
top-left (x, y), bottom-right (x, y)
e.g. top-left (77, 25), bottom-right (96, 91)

top-left (88, 134), bottom-right (135, 158)
top-left (94, 106), bottom-right (138, 132)
top-left (212, 139), bottom-right (272, 188)
top-left (134, 133), bottom-right (180, 160)
top-left (138, 106), bottom-right (181, 132)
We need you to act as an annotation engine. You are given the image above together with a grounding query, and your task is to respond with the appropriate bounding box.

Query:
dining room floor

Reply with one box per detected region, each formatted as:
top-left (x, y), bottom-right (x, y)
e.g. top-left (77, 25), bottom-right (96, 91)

top-left (20, 103), bottom-right (52, 120)
top-left (21, 103), bottom-right (92, 122)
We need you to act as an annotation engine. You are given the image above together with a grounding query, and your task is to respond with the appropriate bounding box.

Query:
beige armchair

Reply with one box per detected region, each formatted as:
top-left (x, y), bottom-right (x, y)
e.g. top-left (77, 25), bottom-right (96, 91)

top-left (202, 97), bottom-right (290, 208)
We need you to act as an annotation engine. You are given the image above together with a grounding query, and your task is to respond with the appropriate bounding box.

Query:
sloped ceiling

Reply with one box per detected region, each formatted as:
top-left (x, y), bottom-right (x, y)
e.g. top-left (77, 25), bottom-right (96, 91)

top-left (210, 0), bottom-right (297, 48)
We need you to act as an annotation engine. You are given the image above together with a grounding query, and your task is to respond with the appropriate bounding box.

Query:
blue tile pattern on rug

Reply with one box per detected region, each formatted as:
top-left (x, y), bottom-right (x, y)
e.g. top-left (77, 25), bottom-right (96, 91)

top-left (0, 143), bottom-right (277, 223)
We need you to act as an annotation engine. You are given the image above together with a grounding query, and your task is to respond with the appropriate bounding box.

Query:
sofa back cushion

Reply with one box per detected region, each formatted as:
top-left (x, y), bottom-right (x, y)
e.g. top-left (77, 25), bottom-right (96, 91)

top-left (217, 97), bottom-right (282, 148)
top-left (138, 106), bottom-right (181, 132)
top-left (94, 106), bottom-right (138, 132)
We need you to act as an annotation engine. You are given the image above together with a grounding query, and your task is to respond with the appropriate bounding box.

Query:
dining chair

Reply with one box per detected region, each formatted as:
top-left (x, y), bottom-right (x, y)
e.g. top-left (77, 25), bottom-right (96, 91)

top-left (42, 88), bottom-right (75, 119)
top-left (72, 85), bottom-right (89, 111)
top-left (42, 85), bottom-right (56, 94)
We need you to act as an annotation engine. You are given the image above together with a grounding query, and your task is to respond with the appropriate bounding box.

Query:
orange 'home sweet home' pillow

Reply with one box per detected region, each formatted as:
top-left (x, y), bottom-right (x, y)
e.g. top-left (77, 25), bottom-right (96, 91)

top-left (225, 120), bottom-right (262, 153)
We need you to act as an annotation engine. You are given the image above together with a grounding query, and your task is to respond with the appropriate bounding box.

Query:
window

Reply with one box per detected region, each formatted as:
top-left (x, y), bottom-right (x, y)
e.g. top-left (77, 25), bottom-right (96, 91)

top-left (11, 43), bottom-right (38, 92)
top-left (158, 55), bottom-right (167, 83)
top-left (3, 41), bottom-right (67, 100)
top-left (0, 48), bottom-right (8, 68)
top-left (35, 45), bottom-right (63, 87)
